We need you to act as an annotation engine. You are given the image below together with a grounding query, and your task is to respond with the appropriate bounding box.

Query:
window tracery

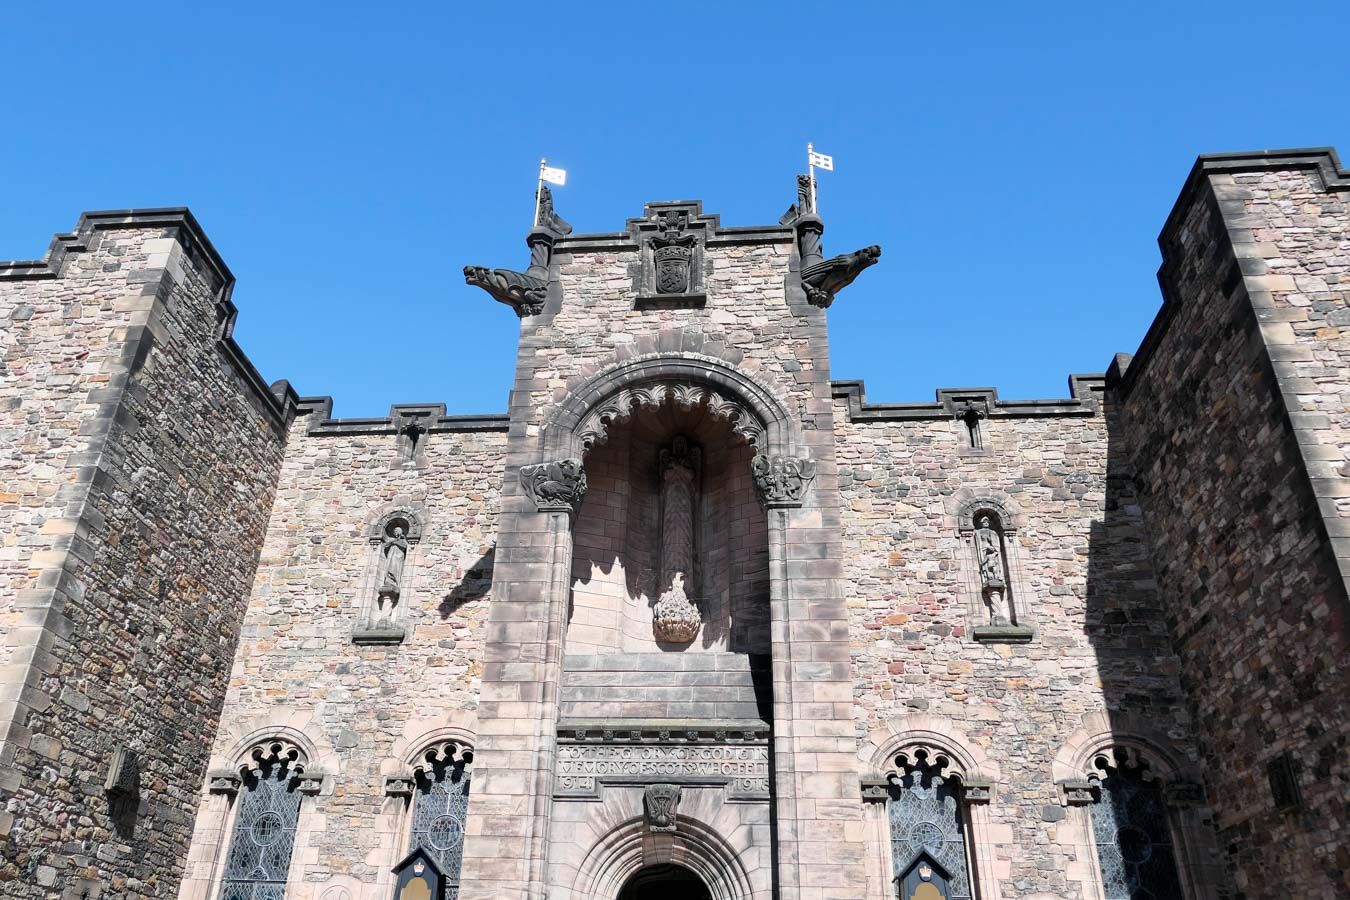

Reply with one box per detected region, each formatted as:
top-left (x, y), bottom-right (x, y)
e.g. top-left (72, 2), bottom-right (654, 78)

top-left (405, 739), bottom-right (474, 900)
top-left (885, 748), bottom-right (974, 900)
top-left (220, 740), bottom-right (313, 900)
top-left (1083, 748), bottom-right (1186, 900)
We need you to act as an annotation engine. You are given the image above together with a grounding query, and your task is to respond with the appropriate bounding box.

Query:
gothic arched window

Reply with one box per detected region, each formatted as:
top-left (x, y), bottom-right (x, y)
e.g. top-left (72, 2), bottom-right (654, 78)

top-left (887, 750), bottom-right (974, 900)
top-left (406, 741), bottom-right (473, 899)
top-left (1087, 750), bottom-right (1185, 900)
top-left (220, 741), bottom-right (309, 900)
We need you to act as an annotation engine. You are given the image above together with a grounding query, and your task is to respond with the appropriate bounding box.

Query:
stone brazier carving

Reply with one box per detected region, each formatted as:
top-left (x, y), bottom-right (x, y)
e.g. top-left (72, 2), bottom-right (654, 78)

top-left (751, 453), bottom-right (816, 507)
top-left (519, 458), bottom-right (588, 513)
top-left (464, 185), bottom-right (572, 317)
top-left (653, 436), bottom-right (702, 643)
top-left (644, 783), bottom-right (681, 833)
top-left (974, 514), bottom-right (1012, 626)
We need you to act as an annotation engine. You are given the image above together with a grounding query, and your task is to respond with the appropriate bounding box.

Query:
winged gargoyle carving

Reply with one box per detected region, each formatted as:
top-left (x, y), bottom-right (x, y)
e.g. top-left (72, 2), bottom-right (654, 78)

top-left (800, 244), bottom-right (881, 308)
top-left (464, 186), bottom-right (572, 318)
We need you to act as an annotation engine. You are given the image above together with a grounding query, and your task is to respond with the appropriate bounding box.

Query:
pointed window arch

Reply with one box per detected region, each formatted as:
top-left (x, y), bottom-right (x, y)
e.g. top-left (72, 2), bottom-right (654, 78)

top-left (885, 749), bottom-right (974, 899)
top-left (1085, 748), bottom-right (1186, 900)
top-left (219, 740), bottom-right (316, 899)
top-left (393, 739), bottom-right (474, 899)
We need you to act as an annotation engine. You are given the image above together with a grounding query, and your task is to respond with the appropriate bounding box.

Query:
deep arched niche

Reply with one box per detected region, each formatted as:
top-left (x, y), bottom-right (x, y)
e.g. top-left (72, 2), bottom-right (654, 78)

top-left (617, 864), bottom-right (712, 900)
top-left (566, 393), bottom-right (769, 655)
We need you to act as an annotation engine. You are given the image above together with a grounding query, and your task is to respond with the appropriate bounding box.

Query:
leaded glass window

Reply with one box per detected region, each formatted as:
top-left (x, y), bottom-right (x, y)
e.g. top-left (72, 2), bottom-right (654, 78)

top-left (221, 756), bottom-right (303, 900)
top-left (1089, 758), bottom-right (1185, 900)
top-left (410, 761), bottom-right (471, 900)
top-left (887, 756), bottom-right (972, 899)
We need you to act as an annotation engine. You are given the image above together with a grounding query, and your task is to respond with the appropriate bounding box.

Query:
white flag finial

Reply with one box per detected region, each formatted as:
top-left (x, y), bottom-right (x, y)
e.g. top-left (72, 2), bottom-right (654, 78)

top-left (808, 149), bottom-right (834, 171)
top-left (541, 165), bottom-right (567, 186)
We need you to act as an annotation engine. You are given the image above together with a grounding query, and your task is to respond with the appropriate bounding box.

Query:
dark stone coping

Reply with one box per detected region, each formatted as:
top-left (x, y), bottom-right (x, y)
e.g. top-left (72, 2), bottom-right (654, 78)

top-left (556, 721), bottom-right (771, 743)
top-left (552, 199), bottom-right (795, 254)
top-left (351, 624), bottom-right (406, 645)
top-left (831, 376), bottom-right (1105, 422)
top-left (634, 292), bottom-right (707, 309)
top-left (0, 208), bottom-right (301, 434)
top-left (295, 397), bottom-right (510, 435)
top-left (1116, 146), bottom-right (1347, 400)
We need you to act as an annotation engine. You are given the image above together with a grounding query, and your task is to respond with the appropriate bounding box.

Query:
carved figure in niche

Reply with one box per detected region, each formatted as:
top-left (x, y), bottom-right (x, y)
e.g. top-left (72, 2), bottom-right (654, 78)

top-left (653, 436), bottom-right (702, 643)
top-left (377, 522), bottom-right (410, 621)
top-left (974, 515), bottom-right (1011, 625)
top-left (651, 211), bottom-right (697, 294)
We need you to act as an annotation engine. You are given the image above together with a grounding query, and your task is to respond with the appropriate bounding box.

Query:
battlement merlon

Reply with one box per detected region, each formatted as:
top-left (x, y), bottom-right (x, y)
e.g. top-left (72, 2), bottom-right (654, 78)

top-left (0, 207), bottom-right (301, 432)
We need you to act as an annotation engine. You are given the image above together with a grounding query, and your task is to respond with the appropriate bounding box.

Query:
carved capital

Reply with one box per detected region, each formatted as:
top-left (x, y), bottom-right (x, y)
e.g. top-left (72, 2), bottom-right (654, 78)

top-left (751, 454), bottom-right (816, 507)
top-left (104, 744), bottom-right (139, 797)
top-left (384, 775), bottom-right (416, 798)
top-left (520, 458), bottom-right (588, 513)
top-left (961, 778), bottom-right (993, 804)
top-left (860, 776), bottom-right (890, 803)
top-left (208, 772), bottom-right (242, 797)
top-left (1059, 778), bottom-right (1097, 806)
top-left (296, 774), bottom-right (324, 795)
top-left (644, 783), bottom-right (681, 833)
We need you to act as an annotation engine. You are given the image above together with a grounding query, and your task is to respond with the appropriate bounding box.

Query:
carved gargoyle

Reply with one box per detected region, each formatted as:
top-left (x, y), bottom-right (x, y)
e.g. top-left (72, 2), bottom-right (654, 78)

top-left (463, 265), bottom-right (548, 317)
top-left (800, 244), bottom-right (881, 308)
top-left (464, 186), bottom-right (570, 317)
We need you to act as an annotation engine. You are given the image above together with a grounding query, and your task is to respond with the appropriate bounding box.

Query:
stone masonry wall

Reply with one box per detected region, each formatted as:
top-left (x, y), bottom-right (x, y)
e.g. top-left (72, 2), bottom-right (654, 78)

top-left (0, 218), bottom-right (288, 899)
top-left (835, 394), bottom-right (1220, 897)
top-left (1118, 164), bottom-right (1350, 898)
top-left (177, 416), bottom-right (505, 900)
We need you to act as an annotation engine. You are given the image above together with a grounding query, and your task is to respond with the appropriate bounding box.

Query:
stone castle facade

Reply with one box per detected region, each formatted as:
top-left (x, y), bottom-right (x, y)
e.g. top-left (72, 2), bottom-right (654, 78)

top-left (0, 148), bottom-right (1346, 900)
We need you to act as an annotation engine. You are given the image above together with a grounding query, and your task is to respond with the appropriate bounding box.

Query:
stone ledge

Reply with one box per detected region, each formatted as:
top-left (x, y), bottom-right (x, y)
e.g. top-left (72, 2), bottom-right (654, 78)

top-left (352, 624), bottom-right (406, 645)
top-left (971, 625), bottom-right (1035, 644)
top-left (831, 378), bottom-right (1103, 423)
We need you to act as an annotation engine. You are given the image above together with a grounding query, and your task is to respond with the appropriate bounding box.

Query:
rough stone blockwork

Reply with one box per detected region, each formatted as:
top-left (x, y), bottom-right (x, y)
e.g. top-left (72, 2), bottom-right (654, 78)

top-left (1118, 153), bottom-right (1350, 898)
top-left (0, 213), bottom-right (290, 898)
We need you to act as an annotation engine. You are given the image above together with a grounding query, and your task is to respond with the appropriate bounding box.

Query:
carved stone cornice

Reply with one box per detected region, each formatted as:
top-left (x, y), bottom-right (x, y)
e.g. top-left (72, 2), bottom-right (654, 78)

top-left (520, 458), bottom-right (588, 514)
top-left (751, 454), bottom-right (815, 508)
top-left (557, 722), bottom-right (770, 745)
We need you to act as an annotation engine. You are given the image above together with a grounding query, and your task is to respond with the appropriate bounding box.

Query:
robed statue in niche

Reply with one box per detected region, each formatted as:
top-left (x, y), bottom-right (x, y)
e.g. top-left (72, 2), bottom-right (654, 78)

top-left (653, 436), bottom-right (702, 643)
top-left (376, 521), bottom-right (410, 621)
top-left (974, 514), bottom-right (1011, 625)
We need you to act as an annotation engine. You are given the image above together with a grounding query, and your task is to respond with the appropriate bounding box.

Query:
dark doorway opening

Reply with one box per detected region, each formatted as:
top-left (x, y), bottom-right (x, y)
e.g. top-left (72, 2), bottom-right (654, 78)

top-left (617, 863), bottom-right (712, 900)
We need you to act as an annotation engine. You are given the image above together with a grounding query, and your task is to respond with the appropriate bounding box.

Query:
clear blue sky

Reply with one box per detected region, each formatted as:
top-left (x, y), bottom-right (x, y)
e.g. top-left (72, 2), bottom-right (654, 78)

top-left (3, 1), bottom-right (1347, 416)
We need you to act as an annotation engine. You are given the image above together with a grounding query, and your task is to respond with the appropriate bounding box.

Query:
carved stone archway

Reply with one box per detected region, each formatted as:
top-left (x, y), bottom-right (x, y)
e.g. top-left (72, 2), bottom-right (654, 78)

top-left (563, 815), bottom-right (756, 900)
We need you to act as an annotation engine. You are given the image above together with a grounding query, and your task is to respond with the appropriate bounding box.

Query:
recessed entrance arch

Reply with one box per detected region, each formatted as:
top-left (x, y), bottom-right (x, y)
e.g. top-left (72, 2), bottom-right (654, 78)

top-left (618, 863), bottom-right (713, 900)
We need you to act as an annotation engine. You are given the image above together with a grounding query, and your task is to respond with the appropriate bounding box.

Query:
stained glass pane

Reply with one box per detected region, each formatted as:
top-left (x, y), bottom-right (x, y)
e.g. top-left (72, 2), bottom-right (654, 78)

top-left (887, 765), bottom-right (972, 899)
top-left (221, 762), bottom-right (302, 899)
top-left (411, 765), bottom-right (471, 900)
top-left (1089, 763), bottom-right (1185, 900)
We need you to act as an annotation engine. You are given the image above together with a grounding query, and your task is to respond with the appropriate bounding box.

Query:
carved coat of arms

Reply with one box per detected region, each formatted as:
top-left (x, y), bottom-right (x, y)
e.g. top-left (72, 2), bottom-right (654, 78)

top-left (651, 211), bottom-right (697, 294)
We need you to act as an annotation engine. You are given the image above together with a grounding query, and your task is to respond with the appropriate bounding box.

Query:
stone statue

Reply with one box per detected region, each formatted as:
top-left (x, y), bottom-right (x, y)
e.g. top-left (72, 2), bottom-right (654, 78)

top-left (974, 515), bottom-right (1011, 625)
top-left (653, 436), bottom-right (702, 643)
top-left (535, 185), bottom-right (573, 235)
top-left (801, 244), bottom-right (882, 308)
top-left (377, 525), bottom-right (409, 620)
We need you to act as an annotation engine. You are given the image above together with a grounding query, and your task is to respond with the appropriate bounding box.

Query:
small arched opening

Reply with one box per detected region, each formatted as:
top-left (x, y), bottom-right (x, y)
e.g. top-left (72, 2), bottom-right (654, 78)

top-left (617, 863), bottom-right (713, 900)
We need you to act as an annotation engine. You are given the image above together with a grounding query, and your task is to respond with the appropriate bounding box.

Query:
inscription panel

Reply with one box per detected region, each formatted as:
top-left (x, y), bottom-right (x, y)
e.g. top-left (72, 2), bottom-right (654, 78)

top-left (555, 743), bottom-right (770, 799)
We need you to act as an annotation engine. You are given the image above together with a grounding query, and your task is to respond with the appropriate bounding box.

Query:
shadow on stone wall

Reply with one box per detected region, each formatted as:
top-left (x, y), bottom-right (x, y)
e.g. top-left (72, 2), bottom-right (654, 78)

top-left (438, 548), bottom-right (495, 619)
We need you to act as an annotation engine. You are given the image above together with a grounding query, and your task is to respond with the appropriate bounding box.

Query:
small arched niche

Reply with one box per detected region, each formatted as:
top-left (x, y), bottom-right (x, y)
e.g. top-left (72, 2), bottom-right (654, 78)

top-left (618, 864), bottom-right (712, 900)
top-left (566, 388), bottom-right (769, 656)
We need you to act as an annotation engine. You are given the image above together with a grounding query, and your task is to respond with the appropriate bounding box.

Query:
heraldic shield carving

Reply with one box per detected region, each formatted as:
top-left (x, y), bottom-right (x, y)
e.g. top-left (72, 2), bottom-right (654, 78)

top-left (651, 211), bottom-right (697, 294)
top-left (644, 783), bottom-right (682, 833)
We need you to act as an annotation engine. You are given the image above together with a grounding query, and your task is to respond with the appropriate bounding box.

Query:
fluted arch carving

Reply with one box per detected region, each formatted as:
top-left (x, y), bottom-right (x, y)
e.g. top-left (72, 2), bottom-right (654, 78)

top-left (543, 352), bottom-right (801, 459)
